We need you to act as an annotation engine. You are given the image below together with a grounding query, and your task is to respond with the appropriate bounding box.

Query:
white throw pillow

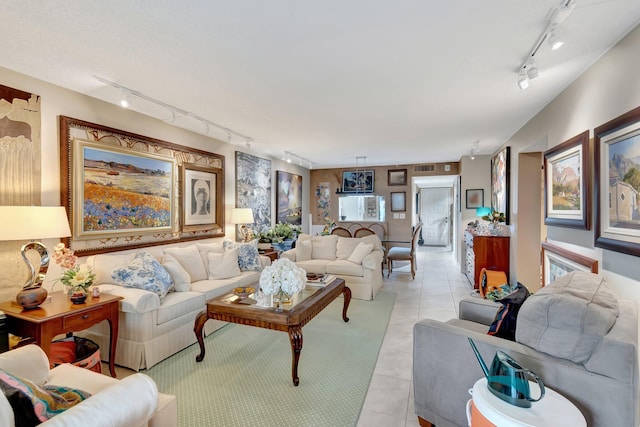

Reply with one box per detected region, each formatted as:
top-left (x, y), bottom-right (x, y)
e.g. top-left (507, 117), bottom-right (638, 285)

top-left (311, 235), bottom-right (338, 260)
top-left (162, 253), bottom-right (191, 292)
top-left (336, 237), bottom-right (361, 260)
top-left (208, 249), bottom-right (242, 280)
top-left (196, 242), bottom-right (225, 275)
top-left (296, 239), bottom-right (312, 261)
top-left (348, 242), bottom-right (374, 264)
top-left (164, 245), bottom-right (208, 282)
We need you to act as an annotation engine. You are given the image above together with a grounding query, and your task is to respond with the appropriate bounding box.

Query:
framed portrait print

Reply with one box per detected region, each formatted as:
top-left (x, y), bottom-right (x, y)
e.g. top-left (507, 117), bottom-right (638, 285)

top-left (491, 146), bottom-right (510, 224)
top-left (544, 130), bottom-right (590, 229)
top-left (181, 163), bottom-right (223, 232)
top-left (388, 169), bottom-right (407, 186)
top-left (465, 189), bottom-right (484, 209)
top-left (391, 192), bottom-right (406, 212)
top-left (72, 139), bottom-right (176, 240)
top-left (594, 105), bottom-right (640, 257)
top-left (541, 242), bottom-right (598, 286)
top-left (342, 170), bottom-right (374, 193)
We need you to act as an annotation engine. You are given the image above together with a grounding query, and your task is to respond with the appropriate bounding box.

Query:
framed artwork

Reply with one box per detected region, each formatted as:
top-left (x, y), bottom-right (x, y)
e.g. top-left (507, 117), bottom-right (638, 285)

top-left (594, 105), bottom-right (640, 257)
top-left (491, 146), bottom-right (510, 224)
top-left (276, 170), bottom-right (302, 225)
top-left (60, 116), bottom-right (225, 255)
top-left (181, 163), bottom-right (223, 232)
top-left (465, 189), bottom-right (484, 209)
top-left (541, 242), bottom-right (598, 286)
top-left (236, 152), bottom-right (271, 234)
top-left (388, 169), bottom-right (407, 186)
top-left (342, 170), bottom-right (374, 193)
top-left (390, 192), bottom-right (406, 212)
top-left (72, 140), bottom-right (175, 240)
top-left (315, 182), bottom-right (331, 223)
top-left (544, 130), bottom-right (590, 229)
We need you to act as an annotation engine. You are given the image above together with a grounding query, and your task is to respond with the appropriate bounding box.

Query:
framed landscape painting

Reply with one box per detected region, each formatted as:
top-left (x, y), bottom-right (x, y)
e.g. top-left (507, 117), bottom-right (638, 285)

top-left (72, 139), bottom-right (175, 240)
top-left (491, 146), bottom-right (510, 224)
top-left (544, 130), bottom-right (590, 229)
top-left (276, 170), bottom-right (302, 225)
top-left (541, 242), bottom-right (598, 286)
top-left (181, 163), bottom-right (223, 232)
top-left (594, 105), bottom-right (640, 257)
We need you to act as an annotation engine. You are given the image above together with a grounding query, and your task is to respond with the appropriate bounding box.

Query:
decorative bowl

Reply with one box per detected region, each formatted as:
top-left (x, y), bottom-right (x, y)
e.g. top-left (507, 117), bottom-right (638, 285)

top-left (232, 287), bottom-right (255, 299)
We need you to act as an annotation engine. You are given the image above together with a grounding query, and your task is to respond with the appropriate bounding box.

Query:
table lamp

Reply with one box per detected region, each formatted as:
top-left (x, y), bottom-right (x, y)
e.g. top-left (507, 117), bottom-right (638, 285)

top-left (0, 206), bottom-right (72, 309)
top-left (230, 208), bottom-right (255, 243)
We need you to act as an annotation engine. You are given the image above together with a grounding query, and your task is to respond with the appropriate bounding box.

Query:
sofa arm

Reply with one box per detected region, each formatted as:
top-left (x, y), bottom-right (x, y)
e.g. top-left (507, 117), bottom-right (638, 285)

top-left (280, 249), bottom-right (295, 262)
top-left (259, 255), bottom-right (271, 268)
top-left (97, 284), bottom-right (160, 314)
top-left (0, 344), bottom-right (50, 386)
top-left (362, 250), bottom-right (383, 270)
top-left (41, 373), bottom-right (159, 427)
top-left (458, 297), bottom-right (501, 325)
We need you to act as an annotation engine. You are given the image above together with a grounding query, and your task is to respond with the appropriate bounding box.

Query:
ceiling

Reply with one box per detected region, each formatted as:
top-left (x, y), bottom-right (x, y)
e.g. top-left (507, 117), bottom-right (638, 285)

top-left (3, 1), bottom-right (640, 169)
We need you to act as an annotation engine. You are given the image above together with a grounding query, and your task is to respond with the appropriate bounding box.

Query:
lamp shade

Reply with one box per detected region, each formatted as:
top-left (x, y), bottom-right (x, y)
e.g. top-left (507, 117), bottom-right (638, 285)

top-left (475, 207), bottom-right (492, 217)
top-left (0, 206), bottom-right (71, 241)
top-left (230, 208), bottom-right (254, 225)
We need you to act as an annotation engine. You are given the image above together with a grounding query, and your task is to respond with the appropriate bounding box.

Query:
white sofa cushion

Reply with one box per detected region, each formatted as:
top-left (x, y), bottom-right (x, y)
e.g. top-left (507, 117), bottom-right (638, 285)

top-left (359, 234), bottom-right (383, 251)
top-left (164, 245), bottom-right (208, 282)
top-left (156, 291), bottom-right (206, 325)
top-left (326, 260), bottom-right (365, 277)
top-left (190, 271), bottom-right (261, 301)
top-left (336, 237), bottom-right (361, 260)
top-left (162, 253), bottom-right (191, 292)
top-left (196, 242), bottom-right (224, 276)
top-left (294, 259), bottom-right (330, 274)
top-left (311, 235), bottom-right (338, 260)
top-left (208, 249), bottom-right (242, 279)
top-left (86, 253), bottom-right (135, 285)
top-left (348, 242), bottom-right (373, 264)
top-left (111, 251), bottom-right (174, 303)
top-left (296, 238), bottom-right (312, 261)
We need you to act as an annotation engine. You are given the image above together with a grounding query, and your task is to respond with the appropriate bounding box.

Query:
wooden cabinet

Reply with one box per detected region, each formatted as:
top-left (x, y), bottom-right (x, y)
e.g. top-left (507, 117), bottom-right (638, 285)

top-left (464, 230), bottom-right (510, 288)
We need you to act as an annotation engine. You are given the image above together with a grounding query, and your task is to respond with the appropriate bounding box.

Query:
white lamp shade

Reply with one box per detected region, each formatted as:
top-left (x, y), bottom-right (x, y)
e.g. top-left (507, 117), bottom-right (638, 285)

top-left (230, 208), bottom-right (254, 225)
top-left (0, 206), bottom-right (71, 241)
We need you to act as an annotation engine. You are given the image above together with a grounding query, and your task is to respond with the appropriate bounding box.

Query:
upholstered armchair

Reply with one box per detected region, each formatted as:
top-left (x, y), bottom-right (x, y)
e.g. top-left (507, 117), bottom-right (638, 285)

top-left (413, 272), bottom-right (639, 427)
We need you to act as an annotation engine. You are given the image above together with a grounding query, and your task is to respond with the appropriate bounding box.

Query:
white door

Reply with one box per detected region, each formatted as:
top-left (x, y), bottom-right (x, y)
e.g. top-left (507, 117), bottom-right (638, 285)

top-left (420, 187), bottom-right (450, 246)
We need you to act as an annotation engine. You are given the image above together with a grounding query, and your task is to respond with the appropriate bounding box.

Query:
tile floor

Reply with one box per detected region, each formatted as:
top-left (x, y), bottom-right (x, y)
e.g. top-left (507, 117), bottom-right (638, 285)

top-left (357, 245), bottom-right (475, 427)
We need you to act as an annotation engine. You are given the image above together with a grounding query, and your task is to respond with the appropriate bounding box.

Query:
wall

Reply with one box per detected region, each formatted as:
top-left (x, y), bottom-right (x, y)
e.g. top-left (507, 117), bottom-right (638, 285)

top-left (503, 24), bottom-right (640, 300)
top-left (0, 65), bottom-right (308, 301)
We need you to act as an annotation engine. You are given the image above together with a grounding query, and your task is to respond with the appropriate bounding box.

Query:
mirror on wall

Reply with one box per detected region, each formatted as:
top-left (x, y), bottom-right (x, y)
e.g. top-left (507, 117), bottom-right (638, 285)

top-left (338, 195), bottom-right (385, 222)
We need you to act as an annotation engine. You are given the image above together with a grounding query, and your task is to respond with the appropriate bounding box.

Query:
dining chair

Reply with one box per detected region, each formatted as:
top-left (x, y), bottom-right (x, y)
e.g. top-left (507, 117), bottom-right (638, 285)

top-left (387, 225), bottom-right (422, 279)
top-left (353, 227), bottom-right (375, 238)
top-left (347, 223), bottom-right (363, 235)
top-left (330, 226), bottom-right (352, 237)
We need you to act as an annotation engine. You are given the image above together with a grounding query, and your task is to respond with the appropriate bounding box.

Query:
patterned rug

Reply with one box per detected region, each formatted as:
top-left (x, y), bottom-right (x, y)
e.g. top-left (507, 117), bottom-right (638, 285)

top-left (144, 290), bottom-right (395, 427)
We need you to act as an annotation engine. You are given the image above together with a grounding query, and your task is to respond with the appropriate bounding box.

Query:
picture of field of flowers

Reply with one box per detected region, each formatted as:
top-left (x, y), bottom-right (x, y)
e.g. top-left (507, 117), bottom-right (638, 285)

top-left (81, 146), bottom-right (173, 233)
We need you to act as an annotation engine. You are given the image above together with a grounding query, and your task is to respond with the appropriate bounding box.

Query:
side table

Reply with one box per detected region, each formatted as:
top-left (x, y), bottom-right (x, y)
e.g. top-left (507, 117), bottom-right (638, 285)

top-left (0, 292), bottom-right (123, 377)
top-left (259, 248), bottom-right (279, 262)
top-left (467, 378), bottom-right (586, 426)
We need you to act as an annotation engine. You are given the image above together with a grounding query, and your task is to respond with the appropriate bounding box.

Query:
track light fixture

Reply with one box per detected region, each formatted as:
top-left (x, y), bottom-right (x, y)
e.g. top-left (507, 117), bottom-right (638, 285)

top-left (282, 151), bottom-right (313, 169)
top-left (120, 90), bottom-right (132, 108)
top-left (515, 0), bottom-right (576, 90)
top-left (470, 140), bottom-right (479, 160)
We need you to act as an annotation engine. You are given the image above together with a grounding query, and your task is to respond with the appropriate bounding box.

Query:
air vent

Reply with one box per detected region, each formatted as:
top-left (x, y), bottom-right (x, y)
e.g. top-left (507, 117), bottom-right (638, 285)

top-left (414, 164), bottom-right (435, 172)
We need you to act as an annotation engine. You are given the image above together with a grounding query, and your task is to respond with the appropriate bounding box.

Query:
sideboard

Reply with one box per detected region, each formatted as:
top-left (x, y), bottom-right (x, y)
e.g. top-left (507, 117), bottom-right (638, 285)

top-left (464, 229), bottom-right (510, 288)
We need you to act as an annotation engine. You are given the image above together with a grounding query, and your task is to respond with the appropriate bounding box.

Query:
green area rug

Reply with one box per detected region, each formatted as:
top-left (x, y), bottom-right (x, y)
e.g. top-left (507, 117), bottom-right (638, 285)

top-left (144, 290), bottom-right (395, 427)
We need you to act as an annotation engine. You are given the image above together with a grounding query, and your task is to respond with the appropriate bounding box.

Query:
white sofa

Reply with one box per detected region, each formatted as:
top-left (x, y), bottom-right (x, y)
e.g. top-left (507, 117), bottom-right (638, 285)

top-left (52, 240), bottom-right (270, 371)
top-left (0, 344), bottom-right (177, 427)
top-left (281, 234), bottom-right (384, 300)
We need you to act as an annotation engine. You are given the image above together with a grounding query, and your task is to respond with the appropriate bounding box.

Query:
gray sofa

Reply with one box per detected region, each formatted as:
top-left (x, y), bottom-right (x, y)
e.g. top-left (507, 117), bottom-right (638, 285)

top-left (413, 272), bottom-right (639, 427)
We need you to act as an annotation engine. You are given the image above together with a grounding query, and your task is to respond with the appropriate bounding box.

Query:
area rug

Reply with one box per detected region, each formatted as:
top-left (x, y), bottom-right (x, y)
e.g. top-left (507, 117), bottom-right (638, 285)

top-left (144, 290), bottom-right (395, 427)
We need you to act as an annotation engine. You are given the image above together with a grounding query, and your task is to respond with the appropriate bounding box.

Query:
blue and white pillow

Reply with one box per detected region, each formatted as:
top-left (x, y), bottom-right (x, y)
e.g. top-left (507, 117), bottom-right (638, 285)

top-left (223, 240), bottom-right (261, 271)
top-left (111, 251), bottom-right (174, 302)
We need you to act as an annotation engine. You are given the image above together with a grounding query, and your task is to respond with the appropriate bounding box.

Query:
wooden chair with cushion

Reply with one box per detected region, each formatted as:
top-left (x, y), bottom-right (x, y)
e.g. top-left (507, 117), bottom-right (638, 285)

top-left (353, 227), bottom-right (375, 238)
top-left (387, 225), bottom-right (422, 279)
top-left (330, 226), bottom-right (352, 237)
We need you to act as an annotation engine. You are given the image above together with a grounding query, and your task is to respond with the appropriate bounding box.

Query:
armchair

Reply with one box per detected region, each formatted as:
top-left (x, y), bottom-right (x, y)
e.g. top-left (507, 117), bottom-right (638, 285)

top-left (0, 344), bottom-right (177, 427)
top-left (413, 277), bottom-right (638, 427)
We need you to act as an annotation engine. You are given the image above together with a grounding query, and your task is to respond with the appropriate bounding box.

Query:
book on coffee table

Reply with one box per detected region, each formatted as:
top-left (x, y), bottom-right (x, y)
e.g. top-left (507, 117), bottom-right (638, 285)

top-left (306, 274), bottom-right (335, 286)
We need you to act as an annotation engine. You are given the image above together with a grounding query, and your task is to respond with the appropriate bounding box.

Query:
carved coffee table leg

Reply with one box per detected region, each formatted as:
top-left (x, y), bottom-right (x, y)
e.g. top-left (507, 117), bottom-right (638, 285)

top-left (193, 310), bottom-right (209, 362)
top-left (342, 286), bottom-right (351, 322)
top-left (288, 325), bottom-right (303, 386)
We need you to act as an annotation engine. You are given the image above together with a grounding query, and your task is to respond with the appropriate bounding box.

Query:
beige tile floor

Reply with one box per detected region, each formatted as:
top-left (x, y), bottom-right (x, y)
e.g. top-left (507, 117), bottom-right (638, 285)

top-left (357, 245), bottom-right (475, 427)
top-left (105, 245), bottom-right (472, 427)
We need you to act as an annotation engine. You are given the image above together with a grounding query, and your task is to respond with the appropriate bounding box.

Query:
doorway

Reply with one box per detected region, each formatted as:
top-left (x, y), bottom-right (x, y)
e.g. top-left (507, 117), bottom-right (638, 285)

top-left (420, 187), bottom-right (451, 246)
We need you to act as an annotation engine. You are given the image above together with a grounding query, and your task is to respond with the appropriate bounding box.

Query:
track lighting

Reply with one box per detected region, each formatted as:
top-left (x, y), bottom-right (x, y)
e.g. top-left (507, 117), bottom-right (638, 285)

top-left (470, 140), bottom-right (479, 159)
top-left (120, 91), bottom-right (132, 108)
top-left (547, 24), bottom-right (564, 50)
top-left (282, 151), bottom-right (312, 169)
top-left (517, 70), bottom-right (530, 90)
top-left (525, 58), bottom-right (539, 79)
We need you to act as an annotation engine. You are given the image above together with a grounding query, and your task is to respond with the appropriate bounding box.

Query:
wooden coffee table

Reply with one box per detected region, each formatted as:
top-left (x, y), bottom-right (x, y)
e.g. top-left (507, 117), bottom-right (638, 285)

top-left (193, 277), bottom-right (351, 386)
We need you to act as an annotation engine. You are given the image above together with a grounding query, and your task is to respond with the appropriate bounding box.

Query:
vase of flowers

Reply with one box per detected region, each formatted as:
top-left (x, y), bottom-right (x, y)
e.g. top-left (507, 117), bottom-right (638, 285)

top-left (53, 243), bottom-right (96, 304)
top-left (258, 258), bottom-right (306, 312)
top-left (481, 211), bottom-right (506, 235)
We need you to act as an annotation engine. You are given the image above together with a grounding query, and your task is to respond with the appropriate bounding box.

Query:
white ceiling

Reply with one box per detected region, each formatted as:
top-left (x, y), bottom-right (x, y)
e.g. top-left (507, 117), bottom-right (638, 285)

top-left (3, 1), bottom-right (640, 169)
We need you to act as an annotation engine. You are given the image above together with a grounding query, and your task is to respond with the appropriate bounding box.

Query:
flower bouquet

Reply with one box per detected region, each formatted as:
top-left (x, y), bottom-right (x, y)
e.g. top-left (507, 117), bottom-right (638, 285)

top-left (52, 243), bottom-right (96, 304)
top-left (258, 258), bottom-right (306, 311)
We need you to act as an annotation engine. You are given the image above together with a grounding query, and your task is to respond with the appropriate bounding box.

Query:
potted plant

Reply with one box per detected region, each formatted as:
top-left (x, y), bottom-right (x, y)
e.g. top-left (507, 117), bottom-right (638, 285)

top-left (258, 222), bottom-right (301, 251)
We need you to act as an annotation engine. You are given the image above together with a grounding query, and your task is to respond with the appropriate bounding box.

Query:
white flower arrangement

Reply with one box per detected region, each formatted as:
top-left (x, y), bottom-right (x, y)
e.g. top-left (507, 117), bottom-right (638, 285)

top-left (259, 258), bottom-right (306, 297)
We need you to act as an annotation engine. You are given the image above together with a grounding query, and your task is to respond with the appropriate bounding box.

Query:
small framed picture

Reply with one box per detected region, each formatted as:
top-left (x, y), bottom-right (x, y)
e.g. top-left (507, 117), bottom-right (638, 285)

top-left (391, 192), bottom-right (406, 212)
top-left (388, 169), bottom-right (407, 186)
top-left (466, 189), bottom-right (484, 209)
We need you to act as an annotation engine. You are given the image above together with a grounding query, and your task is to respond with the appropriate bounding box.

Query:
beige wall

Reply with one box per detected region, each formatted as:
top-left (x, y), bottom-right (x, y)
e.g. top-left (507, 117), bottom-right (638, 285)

top-left (0, 65), bottom-right (308, 301)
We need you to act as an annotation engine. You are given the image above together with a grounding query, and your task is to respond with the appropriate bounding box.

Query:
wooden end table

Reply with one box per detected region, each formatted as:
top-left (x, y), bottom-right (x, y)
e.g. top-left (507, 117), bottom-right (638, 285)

top-left (0, 292), bottom-right (122, 377)
top-left (193, 278), bottom-right (351, 386)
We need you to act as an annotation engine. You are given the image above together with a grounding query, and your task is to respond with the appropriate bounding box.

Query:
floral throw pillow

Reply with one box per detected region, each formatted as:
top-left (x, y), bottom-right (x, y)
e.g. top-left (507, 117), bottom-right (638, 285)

top-left (111, 251), bottom-right (174, 302)
top-left (223, 240), bottom-right (262, 271)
